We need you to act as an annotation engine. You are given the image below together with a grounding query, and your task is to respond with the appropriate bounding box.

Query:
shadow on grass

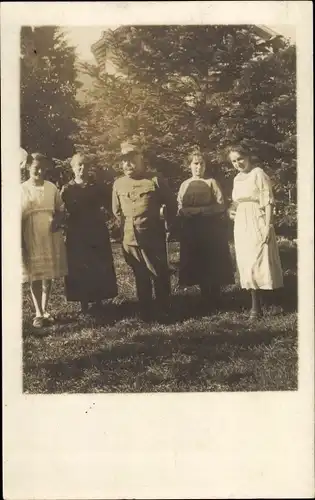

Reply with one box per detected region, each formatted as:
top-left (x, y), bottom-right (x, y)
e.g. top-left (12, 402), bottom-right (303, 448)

top-left (92, 239), bottom-right (298, 323)
top-left (22, 239), bottom-right (298, 393)
top-left (169, 242), bottom-right (297, 316)
top-left (26, 317), bottom-right (297, 393)
top-left (22, 270), bottom-right (297, 339)
top-left (22, 240), bottom-right (297, 333)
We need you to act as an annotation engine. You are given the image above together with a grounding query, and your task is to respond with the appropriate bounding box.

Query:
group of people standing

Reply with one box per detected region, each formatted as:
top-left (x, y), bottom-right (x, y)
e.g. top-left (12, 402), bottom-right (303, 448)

top-left (21, 139), bottom-right (283, 329)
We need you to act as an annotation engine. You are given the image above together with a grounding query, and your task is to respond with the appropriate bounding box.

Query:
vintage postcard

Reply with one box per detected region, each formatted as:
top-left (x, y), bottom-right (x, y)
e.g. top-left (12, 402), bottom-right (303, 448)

top-left (2, 1), bottom-right (314, 498)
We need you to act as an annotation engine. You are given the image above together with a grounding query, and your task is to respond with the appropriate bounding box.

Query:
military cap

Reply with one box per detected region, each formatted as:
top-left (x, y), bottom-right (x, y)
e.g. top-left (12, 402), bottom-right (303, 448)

top-left (120, 137), bottom-right (142, 156)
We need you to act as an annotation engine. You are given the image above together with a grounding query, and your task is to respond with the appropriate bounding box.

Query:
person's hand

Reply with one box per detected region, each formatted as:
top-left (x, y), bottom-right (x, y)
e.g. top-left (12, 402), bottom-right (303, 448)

top-left (228, 207), bottom-right (236, 220)
top-left (160, 204), bottom-right (166, 219)
top-left (262, 225), bottom-right (272, 244)
top-left (51, 212), bottom-right (65, 233)
top-left (181, 207), bottom-right (201, 217)
top-left (50, 218), bottom-right (60, 233)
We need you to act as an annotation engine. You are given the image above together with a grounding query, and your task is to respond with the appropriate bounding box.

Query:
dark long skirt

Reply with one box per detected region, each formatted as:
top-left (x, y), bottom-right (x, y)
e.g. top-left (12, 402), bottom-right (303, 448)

top-left (179, 214), bottom-right (234, 287)
top-left (65, 217), bottom-right (118, 302)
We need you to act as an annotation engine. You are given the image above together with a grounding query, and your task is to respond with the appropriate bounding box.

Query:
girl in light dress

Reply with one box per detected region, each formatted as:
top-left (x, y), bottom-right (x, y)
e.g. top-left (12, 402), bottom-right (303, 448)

top-left (22, 153), bottom-right (68, 328)
top-left (177, 149), bottom-right (234, 311)
top-left (228, 144), bottom-right (283, 319)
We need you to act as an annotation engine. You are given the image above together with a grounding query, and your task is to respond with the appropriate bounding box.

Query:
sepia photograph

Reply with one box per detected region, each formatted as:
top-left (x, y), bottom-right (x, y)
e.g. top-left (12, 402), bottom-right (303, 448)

top-left (20, 23), bottom-right (298, 394)
top-left (3, 2), bottom-right (314, 499)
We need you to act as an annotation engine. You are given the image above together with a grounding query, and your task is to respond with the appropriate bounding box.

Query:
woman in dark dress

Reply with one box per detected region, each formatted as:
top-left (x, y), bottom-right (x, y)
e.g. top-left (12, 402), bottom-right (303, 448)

top-left (177, 149), bottom-right (234, 311)
top-left (61, 153), bottom-right (118, 313)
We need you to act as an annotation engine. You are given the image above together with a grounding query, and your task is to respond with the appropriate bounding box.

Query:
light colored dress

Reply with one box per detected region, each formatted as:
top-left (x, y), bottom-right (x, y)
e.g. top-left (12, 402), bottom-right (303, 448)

top-left (232, 167), bottom-right (283, 290)
top-left (21, 180), bottom-right (68, 283)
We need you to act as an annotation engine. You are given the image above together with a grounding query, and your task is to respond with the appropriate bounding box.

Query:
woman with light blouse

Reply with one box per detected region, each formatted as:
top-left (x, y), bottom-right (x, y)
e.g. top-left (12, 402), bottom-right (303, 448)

top-left (177, 149), bottom-right (234, 311)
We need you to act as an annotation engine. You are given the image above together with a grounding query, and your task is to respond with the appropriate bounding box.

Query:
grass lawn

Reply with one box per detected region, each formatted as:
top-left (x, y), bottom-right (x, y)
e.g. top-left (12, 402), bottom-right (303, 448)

top-left (23, 239), bottom-right (298, 393)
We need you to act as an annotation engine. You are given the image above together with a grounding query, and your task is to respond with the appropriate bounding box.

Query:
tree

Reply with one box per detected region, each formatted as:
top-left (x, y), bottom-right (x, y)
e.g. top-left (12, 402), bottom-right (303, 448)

top-left (212, 43), bottom-right (297, 235)
top-left (20, 26), bottom-right (83, 161)
top-left (76, 26), bottom-right (296, 233)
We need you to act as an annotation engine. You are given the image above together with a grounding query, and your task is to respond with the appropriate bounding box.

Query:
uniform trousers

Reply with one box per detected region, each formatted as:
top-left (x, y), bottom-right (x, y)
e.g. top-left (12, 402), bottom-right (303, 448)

top-left (122, 239), bottom-right (171, 312)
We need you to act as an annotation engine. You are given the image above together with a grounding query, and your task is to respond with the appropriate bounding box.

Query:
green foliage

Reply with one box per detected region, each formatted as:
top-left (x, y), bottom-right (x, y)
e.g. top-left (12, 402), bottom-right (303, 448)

top-left (74, 26), bottom-right (296, 232)
top-left (20, 26), bottom-right (83, 159)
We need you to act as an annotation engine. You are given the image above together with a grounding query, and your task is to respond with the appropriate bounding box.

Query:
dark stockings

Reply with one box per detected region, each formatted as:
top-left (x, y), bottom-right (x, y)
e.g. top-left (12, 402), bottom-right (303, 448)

top-left (250, 289), bottom-right (262, 315)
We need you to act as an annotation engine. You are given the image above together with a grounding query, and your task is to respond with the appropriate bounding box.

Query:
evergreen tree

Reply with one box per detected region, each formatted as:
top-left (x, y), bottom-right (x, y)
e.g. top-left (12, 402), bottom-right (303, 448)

top-left (20, 26), bottom-right (83, 161)
top-left (77, 25), bottom-right (296, 232)
top-left (211, 42), bottom-right (296, 234)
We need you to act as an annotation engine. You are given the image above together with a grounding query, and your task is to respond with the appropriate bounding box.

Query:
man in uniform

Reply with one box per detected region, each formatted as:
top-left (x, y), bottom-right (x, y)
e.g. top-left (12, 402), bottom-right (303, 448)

top-left (112, 139), bottom-right (177, 321)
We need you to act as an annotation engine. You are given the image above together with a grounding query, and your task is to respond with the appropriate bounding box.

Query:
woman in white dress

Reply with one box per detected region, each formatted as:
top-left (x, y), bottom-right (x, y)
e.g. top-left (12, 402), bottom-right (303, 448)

top-left (22, 153), bottom-right (68, 328)
top-left (228, 145), bottom-right (283, 319)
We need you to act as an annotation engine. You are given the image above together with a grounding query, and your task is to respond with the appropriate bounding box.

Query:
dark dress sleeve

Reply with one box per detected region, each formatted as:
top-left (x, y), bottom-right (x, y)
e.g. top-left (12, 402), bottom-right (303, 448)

top-left (60, 184), bottom-right (75, 213)
top-left (155, 175), bottom-right (178, 229)
top-left (210, 179), bottom-right (226, 212)
top-left (97, 182), bottom-right (113, 213)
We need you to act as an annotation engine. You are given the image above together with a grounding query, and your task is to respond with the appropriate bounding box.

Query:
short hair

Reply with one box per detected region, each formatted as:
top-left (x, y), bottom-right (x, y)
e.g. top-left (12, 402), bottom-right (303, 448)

top-left (185, 146), bottom-right (206, 168)
top-left (28, 152), bottom-right (49, 168)
top-left (226, 143), bottom-right (254, 160)
top-left (70, 152), bottom-right (86, 168)
top-left (226, 139), bottom-right (260, 164)
top-left (23, 153), bottom-right (33, 167)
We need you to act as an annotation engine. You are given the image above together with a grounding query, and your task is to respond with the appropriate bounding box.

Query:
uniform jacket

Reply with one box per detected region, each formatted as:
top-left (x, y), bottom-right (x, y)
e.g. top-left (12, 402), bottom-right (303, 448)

top-left (112, 172), bottom-right (177, 247)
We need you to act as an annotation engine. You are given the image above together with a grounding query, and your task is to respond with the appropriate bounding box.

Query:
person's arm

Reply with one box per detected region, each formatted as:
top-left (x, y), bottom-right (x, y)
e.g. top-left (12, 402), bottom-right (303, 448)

top-left (21, 186), bottom-right (28, 261)
top-left (227, 201), bottom-right (237, 220)
top-left (177, 182), bottom-right (185, 215)
top-left (98, 181), bottom-right (112, 213)
top-left (94, 181), bottom-right (113, 223)
top-left (263, 203), bottom-right (274, 244)
top-left (206, 179), bottom-right (226, 215)
top-left (21, 223), bottom-right (28, 264)
top-left (156, 175), bottom-right (178, 231)
top-left (51, 185), bottom-right (66, 232)
top-left (112, 182), bottom-right (122, 223)
top-left (256, 168), bottom-right (275, 244)
top-left (112, 182), bottom-right (125, 241)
